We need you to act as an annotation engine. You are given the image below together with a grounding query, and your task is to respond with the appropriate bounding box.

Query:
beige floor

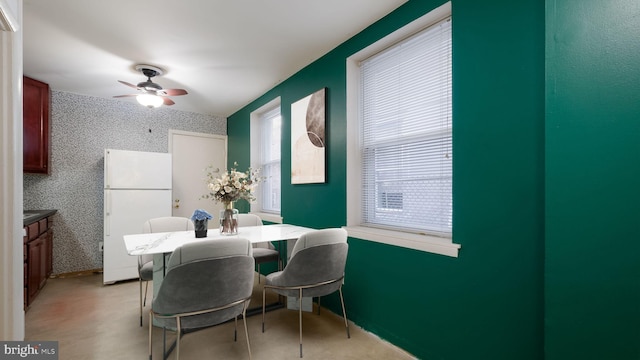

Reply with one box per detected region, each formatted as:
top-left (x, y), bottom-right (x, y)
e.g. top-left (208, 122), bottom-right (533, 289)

top-left (25, 273), bottom-right (415, 360)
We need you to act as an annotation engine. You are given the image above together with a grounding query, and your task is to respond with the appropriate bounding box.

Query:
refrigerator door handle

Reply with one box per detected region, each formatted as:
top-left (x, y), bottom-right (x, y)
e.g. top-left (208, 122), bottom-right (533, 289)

top-left (105, 191), bottom-right (111, 236)
top-left (104, 150), bottom-right (111, 189)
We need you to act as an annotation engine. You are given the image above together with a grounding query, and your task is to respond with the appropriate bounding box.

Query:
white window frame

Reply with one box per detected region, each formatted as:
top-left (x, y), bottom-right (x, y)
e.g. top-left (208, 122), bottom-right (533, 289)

top-left (345, 2), bottom-right (460, 257)
top-left (250, 97), bottom-right (283, 224)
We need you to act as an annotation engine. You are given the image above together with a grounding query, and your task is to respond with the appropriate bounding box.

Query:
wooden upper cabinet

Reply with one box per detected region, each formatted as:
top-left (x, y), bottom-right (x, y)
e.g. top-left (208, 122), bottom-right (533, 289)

top-left (23, 76), bottom-right (51, 174)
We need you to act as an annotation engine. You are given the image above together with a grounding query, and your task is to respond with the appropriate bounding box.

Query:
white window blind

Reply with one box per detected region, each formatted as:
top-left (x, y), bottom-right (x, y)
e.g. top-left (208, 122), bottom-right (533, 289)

top-left (360, 17), bottom-right (452, 236)
top-left (260, 107), bottom-right (282, 213)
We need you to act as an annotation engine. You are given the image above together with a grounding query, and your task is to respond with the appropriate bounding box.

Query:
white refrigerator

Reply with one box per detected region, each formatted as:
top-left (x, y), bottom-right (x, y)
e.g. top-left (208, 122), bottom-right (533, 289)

top-left (103, 149), bottom-right (172, 284)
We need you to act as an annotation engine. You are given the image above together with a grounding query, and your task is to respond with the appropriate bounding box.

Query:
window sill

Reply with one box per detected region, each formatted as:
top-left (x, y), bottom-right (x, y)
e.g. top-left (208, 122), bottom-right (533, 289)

top-left (342, 226), bottom-right (460, 258)
top-left (250, 212), bottom-right (283, 224)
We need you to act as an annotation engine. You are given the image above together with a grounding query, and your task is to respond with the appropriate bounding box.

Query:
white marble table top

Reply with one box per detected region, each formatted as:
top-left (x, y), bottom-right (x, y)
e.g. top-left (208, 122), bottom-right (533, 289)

top-left (124, 224), bottom-right (314, 256)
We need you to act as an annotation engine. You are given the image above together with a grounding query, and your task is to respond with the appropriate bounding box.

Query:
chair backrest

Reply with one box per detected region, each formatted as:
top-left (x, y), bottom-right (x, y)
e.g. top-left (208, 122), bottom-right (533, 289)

top-left (237, 213), bottom-right (273, 249)
top-left (153, 238), bottom-right (255, 330)
top-left (272, 228), bottom-right (348, 297)
top-left (167, 237), bottom-right (253, 270)
top-left (290, 228), bottom-right (348, 258)
top-left (237, 213), bottom-right (263, 227)
top-left (143, 216), bottom-right (194, 233)
top-left (140, 217), bottom-right (195, 264)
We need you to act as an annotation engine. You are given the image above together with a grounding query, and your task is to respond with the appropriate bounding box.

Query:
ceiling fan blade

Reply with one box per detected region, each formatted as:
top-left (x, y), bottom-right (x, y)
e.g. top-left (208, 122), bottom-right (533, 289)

top-left (113, 94), bottom-right (138, 98)
top-left (162, 97), bottom-right (175, 106)
top-left (159, 88), bottom-right (188, 96)
top-left (118, 80), bottom-right (140, 89)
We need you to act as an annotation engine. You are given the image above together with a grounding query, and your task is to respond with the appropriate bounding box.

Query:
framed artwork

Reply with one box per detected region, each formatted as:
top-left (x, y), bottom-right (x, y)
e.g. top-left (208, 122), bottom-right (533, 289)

top-left (291, 88), bottom-right (326, 184)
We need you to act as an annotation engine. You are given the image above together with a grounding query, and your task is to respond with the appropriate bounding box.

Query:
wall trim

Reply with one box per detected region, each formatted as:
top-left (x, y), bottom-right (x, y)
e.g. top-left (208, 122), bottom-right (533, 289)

top-left (0, 0), bottom-right (23, 340)
top-left (0, 0), bottom-right (18, 32)
top-left (344, 226), bottom-right (460, 257)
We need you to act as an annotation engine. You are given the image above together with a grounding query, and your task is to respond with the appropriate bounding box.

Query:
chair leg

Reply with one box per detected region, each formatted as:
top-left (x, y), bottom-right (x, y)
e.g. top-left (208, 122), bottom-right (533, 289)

top-left (148, 311), bottom-right (153, 360)
top-left (242, 303), bottom-right (252, 360)
top-left (257, 264), bottom-right (261, 283)
top-left (176, 317), bottom-right (181, 360)
top-left (317, 297), bottom-right (321, 315)
top-left (262, 287), bottom-right (266, 332)
top-left (234, 316), bottom-right (238, 342)
top-left (143, 281), bottom-right (149, 306)
top-left (139, 279), bottom-right (143, 327)
top-left (140, 280), bottom-right (149, 327)
top-left (299, 288), bottom-right (303, 358)
top-left (339, 288), bottom-right (350, 339)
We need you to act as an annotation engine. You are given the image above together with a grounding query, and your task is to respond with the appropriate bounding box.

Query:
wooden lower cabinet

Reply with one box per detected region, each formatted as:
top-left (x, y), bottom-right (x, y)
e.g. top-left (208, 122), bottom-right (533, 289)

top-left (24, 215), bottom-right (54, 309)
top-left (45, 227), bottom-right (53, 277)
top-left (27, 237), bottom-right (44, 302)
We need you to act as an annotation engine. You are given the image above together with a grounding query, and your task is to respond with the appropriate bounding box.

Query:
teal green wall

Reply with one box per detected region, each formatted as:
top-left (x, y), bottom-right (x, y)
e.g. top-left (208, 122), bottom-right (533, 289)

top-left (545, 1), bottom-right (640, 359)
top-left (229, 1), bottom-right (544, 358)
top-left (229, 4), bottom-right (640, 359)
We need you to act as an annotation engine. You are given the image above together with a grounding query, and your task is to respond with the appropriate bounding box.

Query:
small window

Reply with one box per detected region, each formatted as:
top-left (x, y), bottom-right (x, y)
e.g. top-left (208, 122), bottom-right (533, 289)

top-left (251, 100), bottom-right (282, 220)
top-left (259, 107), bottom-right (282, 213)
top-left (360, 17), bottom-right (452, 236)
top-left (346, 2), bottom-right (459, 257)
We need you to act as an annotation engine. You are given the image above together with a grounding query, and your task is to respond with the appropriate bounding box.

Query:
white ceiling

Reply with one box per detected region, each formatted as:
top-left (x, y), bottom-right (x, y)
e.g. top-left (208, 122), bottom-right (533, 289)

top-left (23, 0), bottom-right (407, 117)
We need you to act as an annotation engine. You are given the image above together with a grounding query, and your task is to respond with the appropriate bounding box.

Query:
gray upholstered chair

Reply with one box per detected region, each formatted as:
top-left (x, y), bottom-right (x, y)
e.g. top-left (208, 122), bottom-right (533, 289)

top-left (139, 217), bottom-right (194, 326)
top-left (261, 228), bottom-right (350, 358)
top-left (237, 213), bottom-right (281, 283)
top-left (149, 238), bottom-right (254, 360)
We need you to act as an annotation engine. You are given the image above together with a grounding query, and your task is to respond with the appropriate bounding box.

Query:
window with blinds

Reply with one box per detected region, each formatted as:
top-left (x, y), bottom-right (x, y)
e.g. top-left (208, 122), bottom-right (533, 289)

top-left (259, 106), bottom-right (282, 213)
top-left (359, 17), bottom-right (452, 236)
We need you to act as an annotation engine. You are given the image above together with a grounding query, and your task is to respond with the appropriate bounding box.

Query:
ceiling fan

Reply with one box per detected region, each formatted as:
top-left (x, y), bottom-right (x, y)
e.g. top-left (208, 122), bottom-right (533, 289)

top-left (114, 64), bottom-right (188, 108)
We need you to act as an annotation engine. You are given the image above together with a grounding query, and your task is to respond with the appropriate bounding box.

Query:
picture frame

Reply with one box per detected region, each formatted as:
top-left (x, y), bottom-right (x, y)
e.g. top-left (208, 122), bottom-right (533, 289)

top-left (290, 88), bottom-right (326, 184)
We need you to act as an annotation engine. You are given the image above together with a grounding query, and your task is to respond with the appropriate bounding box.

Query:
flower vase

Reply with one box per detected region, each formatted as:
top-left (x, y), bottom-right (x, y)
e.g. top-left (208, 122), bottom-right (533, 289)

top-left (219, 202), bottom-right (239, 235)
top-left (194, 219), bottom-right (208, 238)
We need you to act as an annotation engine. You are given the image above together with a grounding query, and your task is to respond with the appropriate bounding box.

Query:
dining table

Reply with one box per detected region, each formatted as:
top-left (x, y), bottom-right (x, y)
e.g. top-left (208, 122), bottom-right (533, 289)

top-left (123, 223), bottom-right (315, 300)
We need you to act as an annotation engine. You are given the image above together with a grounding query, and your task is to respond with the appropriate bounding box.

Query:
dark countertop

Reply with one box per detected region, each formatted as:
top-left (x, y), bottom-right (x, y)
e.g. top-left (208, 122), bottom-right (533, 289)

top-left (23, 210), bottom-right (57, 226)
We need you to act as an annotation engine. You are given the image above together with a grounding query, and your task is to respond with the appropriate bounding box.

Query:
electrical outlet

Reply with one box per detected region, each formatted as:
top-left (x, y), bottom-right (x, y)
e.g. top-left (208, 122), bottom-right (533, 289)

top-left (99, 241), bottom-right (104, 252)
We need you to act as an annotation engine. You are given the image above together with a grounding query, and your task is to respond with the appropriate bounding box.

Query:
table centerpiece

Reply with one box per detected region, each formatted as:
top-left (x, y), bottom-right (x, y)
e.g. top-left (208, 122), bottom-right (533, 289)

top-left (190, 209), bottom-right (213, 238)
top-left (202, 162), bottom-right (262, 235)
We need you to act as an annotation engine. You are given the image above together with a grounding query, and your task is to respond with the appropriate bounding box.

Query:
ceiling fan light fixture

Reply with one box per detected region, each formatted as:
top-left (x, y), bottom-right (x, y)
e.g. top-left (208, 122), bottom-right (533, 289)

top-left (136, 93), bottom-right (163, 108)
top-left (115, 64), bottom-right (186, 107)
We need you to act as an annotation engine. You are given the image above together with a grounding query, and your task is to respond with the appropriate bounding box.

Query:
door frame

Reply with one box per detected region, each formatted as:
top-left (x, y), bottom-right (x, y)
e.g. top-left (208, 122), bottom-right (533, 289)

top-left (0, 0), bottom-right (24, 340)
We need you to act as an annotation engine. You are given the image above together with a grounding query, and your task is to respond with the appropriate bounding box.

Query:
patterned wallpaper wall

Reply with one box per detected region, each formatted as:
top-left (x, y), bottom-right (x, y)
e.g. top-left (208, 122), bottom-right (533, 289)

top-left (24, 91), bottom-right (226, 275)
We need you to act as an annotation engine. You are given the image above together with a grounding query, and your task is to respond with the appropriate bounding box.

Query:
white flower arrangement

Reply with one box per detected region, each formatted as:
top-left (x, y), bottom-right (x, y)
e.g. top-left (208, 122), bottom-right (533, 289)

top-left (203, 162), bottom-right (262, 205)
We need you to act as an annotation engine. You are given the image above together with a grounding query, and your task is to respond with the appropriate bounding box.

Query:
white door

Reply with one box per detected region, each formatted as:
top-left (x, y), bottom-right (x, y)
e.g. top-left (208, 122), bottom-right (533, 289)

top-left (169, 130), bottom-right (227, 223)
